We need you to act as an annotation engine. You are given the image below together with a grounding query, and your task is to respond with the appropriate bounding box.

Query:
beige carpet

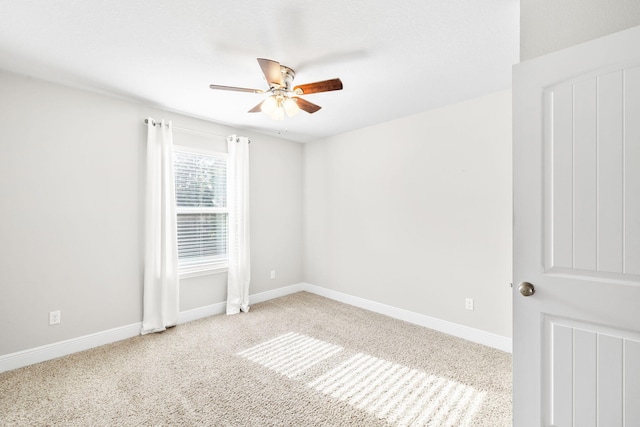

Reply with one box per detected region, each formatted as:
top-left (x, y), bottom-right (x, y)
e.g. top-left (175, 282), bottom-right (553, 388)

top-left (0, 292), bottom-right (512, 426)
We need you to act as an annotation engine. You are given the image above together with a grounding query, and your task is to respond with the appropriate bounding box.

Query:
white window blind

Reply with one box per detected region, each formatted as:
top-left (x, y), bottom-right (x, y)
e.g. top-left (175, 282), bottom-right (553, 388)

top-left (173, 147), bottom-right (228, 273)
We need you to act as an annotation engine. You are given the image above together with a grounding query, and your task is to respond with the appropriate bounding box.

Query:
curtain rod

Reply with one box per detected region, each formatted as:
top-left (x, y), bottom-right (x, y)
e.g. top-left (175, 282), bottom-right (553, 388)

top-left (144, 118), bottom-right (249, 142)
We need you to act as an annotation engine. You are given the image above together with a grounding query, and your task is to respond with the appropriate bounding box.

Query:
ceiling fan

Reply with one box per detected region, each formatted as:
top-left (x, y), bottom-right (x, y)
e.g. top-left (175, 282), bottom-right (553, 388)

top-left (209, 58), bottom-right (343, 120)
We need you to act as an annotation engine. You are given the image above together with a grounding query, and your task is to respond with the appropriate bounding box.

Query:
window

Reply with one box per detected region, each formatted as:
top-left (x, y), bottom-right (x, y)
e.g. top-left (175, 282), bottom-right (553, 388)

top-left (173, 146), bottom-right (228, 276)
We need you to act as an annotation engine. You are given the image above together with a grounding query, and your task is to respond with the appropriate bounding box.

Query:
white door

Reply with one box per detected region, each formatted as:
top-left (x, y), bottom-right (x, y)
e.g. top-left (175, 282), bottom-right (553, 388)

top-left (513, 26), bottom-right (640, 426)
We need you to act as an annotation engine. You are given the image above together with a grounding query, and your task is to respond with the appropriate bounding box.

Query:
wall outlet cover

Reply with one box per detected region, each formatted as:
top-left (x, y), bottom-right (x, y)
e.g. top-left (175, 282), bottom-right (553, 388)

top-left (465, 298), bottom-right (474, 311)
top-left (49, 311), bottom-right (61, 325)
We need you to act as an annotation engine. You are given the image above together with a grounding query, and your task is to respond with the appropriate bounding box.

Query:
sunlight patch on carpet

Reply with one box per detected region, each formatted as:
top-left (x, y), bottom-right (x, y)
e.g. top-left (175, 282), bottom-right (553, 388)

top-left (308, 353), bottom-right (486, 427)
top-left (237, 332), bottom-right (344, 378)
top-left (238, 334), bottom-right (486, 426)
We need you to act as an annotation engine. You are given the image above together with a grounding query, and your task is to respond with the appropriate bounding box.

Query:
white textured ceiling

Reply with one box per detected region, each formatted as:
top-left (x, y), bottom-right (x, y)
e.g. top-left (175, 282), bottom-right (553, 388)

top-left (0, 0), bottom-right (518, 142)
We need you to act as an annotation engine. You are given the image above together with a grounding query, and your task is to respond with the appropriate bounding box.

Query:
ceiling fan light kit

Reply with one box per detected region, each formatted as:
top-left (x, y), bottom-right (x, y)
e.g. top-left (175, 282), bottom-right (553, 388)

top-left (260, 92), bottom-right (300, 120)
top-left (283, 97), bottom-right (300, 117)
top-left (209, 58), bottom-right (343, 121)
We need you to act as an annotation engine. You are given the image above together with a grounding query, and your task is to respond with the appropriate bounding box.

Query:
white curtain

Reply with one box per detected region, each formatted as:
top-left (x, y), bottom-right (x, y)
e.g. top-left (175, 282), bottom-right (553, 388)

top-left (141, 118), bottom-right (179, 334)
top-left (226, 135), bottom-right (251, 315)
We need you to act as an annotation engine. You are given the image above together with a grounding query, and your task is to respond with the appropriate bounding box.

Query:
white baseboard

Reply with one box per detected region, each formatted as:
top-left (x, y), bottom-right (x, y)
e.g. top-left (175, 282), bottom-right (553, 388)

top-left (177, 301), bottom-right (227, 324)
top-left (0, 281), bottom-right (510, 373)
top-left (0, 285), bottom-right (307, 374)
top-left (0, 322), bottom-right (142, 374)
top-left (249, 283), bottom-right (305, 305)
top-left (300, 283), bottom-right (512, 353)
top-left (178, 283), bottom-right (305, 323)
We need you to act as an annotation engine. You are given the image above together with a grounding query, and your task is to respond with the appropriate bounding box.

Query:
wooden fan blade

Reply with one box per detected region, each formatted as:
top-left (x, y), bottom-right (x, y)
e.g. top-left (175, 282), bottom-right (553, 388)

top-left (293, 97), bottom-right (322, 114)
top-left (293, 78), bottom-right (343, 95)
top-left (248, 101), bottom-right (264, 113)
top-left (209, 84), bottom-right (263, 94)
top-left (257, 58), bottom-right (283, 87)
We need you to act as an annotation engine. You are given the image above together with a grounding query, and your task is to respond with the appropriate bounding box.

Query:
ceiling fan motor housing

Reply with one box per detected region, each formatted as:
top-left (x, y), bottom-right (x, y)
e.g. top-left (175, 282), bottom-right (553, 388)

top-left (278, 65), bottom-right (296, 91)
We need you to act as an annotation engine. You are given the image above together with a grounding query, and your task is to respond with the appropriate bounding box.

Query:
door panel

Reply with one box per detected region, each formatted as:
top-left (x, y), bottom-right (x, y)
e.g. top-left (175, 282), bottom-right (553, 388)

top-left (544, 68), bottom-right (640, 281)
top-left (544, 316), bottom-right (640, 426)
top-left (572, 329), bottom-right (596, 427)
top-left (625, 66), bottom-right (640, 275)
top-left (513, 25), bottom-right (640, 427)
top-left (626, 340), bottom-right (640, 425)
top-left (572, 78), bottom-right (597, 271)
top-left (597, 71), bottom-right (624, 273)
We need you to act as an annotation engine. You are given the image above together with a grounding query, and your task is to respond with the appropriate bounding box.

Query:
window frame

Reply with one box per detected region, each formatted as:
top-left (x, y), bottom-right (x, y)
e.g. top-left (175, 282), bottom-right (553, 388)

top-left (173, 144), bottom-right (229, 278)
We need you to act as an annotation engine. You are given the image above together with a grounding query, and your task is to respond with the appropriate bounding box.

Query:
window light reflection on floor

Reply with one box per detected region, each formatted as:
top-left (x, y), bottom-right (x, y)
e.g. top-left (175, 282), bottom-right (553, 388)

top-left (238, 333), bottom-right (486, 426)
top-left (237, 332), bottom-right (343, 379)
top-left (309, 353), bottom-right (486, 426)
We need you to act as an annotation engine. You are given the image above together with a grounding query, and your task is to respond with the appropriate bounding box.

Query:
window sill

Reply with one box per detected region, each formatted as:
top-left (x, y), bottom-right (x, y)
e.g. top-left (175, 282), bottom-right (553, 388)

top-left (179, 264), bottom-right (228, 279)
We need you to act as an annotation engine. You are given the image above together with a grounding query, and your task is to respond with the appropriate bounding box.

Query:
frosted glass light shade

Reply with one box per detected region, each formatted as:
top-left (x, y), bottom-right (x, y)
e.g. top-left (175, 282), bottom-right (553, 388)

top-left (260, 95), bottom-right (300, 120)
top-left (261, 96), bottom-right (277, 114)
top-left (271, 106), bottom-right (285, 120)
top-left (283, 98), bottom-right (300, 117)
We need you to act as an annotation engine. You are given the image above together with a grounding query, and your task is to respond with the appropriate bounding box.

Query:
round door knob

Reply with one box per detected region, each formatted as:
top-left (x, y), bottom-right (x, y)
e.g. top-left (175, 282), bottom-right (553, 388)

top-left (518, 282), bottom-right (535, 296)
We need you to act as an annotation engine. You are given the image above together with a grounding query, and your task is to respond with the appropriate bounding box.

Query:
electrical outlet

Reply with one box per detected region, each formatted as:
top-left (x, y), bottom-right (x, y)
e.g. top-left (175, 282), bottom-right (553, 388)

top-left (49, 310), bottom-right (61, 325)
top-left (465, 298), bottom-right (474, 311)
top-left (270, 270), bottom-right (276, 279)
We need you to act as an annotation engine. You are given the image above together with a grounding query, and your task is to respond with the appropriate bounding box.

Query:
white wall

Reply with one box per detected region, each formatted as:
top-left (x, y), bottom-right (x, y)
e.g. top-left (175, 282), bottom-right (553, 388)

top-left (303, 90), bottom-right (512, 338)
top-left (0, 70), bottom-right (303, 355)
top-left (0, 68), bottom-right (511, 358)
top-left (521, 0), bottom-right (640, 60)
